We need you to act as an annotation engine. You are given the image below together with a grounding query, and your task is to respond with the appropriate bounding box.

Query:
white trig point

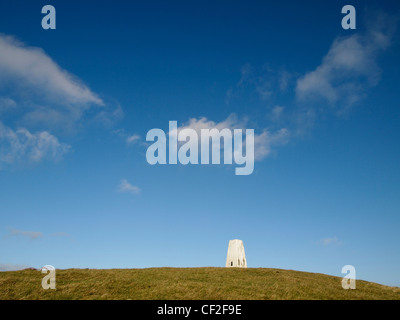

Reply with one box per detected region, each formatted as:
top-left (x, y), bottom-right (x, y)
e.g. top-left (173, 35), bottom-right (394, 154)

top-left (226, 239), bottom-right (247, 268)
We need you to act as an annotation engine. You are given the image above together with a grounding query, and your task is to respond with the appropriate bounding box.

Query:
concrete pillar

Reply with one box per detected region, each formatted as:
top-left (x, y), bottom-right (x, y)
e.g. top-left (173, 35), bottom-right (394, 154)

top-left (226, 239), bottom-right (247, 268)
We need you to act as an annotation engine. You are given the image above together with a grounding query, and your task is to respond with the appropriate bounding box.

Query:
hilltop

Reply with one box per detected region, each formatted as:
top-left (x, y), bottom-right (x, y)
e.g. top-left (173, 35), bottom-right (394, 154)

top-left (1, 267), bottom-right (399, 300)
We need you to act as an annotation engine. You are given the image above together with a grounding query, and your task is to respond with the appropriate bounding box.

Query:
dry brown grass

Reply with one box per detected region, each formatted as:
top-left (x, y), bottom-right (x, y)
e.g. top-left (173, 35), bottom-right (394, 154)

top-left (0, 267), bottom-right (399, 300)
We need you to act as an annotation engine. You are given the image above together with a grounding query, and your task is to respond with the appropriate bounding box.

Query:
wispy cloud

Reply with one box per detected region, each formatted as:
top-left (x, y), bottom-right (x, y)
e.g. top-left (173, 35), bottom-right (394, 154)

top-left (126, 134), bottom-right (141, 145)
top-left (6, 228), bottom-right (43, 240)
top-left (0, 263), bottom-right (31, 271)
top-left (118, 179), bottom-right (141, 195)
top-left (234, 63), bottom-right (293, 102)
top-left (0, 97), bottom-right (16, 113)
top-left (4, 228), bottom-right (72, 241)
top-left (317, 236), bottom-right (342, 246)
top-left (113, 129), bottom-right (142, 146)
top-left (0, 122), bottom-right (70, 168)
top-left (269, 106), bottom-right (285, 122)
top-left (228, 12), bottom-right (397, 142)
top-left (91, 103), bottom-right (124, 128)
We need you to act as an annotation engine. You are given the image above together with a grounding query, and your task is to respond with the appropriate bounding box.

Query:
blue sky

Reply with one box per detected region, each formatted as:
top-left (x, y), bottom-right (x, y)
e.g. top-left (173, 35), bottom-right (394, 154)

top-left (1, 0), bottom-right (400, 287)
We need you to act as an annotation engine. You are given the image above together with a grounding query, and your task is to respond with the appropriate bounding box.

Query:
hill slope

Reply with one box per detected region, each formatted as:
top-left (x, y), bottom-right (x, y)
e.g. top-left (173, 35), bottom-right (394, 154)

top-left (0, 267), bottom-right (399, 300)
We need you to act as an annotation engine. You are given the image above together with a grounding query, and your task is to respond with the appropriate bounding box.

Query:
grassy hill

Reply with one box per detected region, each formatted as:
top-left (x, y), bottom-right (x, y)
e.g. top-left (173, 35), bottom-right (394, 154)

top-left (1, 267), bottom-right (399, 300)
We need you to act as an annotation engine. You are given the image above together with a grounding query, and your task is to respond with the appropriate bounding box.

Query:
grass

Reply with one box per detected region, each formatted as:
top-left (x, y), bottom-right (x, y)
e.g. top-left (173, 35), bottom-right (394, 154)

top-left (0, 267), bottom-right (399, 300)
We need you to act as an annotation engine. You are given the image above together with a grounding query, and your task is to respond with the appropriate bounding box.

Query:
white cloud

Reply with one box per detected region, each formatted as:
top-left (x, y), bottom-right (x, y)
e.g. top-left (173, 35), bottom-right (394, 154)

top-left (172, 115), bottom-right (240, 136)
top-left (0, 34), bottom-right (103, 105)
top-left (171, 114), bottom-right (289, 161)
top-left (296, 18), bottom-right (393, 107)
top-left (118, 179), bottom-right (141, 195)
top-left (220, 12), bottom-right (396, 161)
top-left (253, 128), bottom-right (289, 161)
top-left (0, 121), bottom-right (70, 167)
top-left (0, 34), bottom-right (123, 132)
top-left (0, 34), bottom-right (122, 167)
